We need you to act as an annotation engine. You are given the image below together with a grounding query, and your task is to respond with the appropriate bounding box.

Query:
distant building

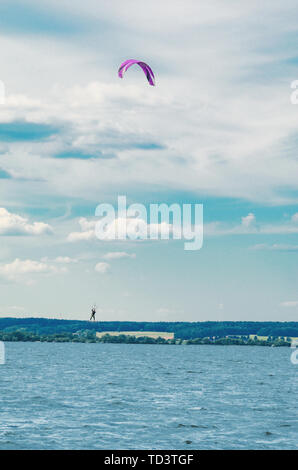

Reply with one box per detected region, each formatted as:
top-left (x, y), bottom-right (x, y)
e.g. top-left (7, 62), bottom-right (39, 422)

top-left (96, 331), bottom-right (174, 340)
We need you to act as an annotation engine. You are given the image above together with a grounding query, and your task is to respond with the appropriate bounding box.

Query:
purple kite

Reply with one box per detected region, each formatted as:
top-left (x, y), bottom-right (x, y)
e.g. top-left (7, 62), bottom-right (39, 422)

top-left (118, 59), bottom-right (155, 86)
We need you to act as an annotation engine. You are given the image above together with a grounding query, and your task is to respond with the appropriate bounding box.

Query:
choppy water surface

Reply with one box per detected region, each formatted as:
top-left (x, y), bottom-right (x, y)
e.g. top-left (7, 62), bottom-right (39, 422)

top-left (0, 342), bottom-right (297, 449)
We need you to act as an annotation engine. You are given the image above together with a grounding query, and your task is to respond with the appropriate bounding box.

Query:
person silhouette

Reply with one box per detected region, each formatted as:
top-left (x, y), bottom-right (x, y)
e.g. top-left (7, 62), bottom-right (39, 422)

top-left (90, 306), bottom-right (96, 321)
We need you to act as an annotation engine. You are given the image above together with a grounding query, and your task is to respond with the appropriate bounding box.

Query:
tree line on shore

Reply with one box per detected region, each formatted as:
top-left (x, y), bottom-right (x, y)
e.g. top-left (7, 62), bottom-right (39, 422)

top-left (0, 329), bottom-right (292, 347)
top-left (0, 317), bottom-right (298, 339)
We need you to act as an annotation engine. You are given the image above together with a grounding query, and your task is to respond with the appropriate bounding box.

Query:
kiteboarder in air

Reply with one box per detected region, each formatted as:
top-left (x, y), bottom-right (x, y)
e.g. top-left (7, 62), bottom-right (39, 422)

top-left (90, 305), bottom-right (96, 321)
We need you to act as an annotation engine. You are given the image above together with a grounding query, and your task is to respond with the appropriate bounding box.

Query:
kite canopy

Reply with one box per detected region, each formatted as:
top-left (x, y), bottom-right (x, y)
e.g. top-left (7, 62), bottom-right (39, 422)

top-left (118, 59), bottom-right (155, 86)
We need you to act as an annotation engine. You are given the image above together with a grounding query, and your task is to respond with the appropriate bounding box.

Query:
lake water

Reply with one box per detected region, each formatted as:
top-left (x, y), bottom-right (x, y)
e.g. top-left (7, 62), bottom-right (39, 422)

top-left (0, 342), bottom-right (297, 449)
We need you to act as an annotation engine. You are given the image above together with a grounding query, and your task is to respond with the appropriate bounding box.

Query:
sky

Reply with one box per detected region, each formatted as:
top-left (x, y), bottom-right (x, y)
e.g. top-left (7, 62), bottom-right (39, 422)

top-left (0, 0), bottom-right (298, 322)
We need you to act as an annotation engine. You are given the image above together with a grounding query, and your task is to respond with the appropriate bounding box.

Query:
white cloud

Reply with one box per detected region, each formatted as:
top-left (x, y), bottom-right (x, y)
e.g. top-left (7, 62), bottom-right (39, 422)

top-left (241, 213), bottom-right (256, 228)
top-left (69, 212), bottom-right (298, 243)
top-left (0, 258), bottom-right (65, 283)
top-left (68, 216), bottom-right (174, 243)
top-left (0, 208), bottom-right (53, 236)
top-left (291, 213), bottom-right (298, 223)
top-left (5, 94), bottom-right (41, 108)
top-left (205, 213), bottom-right (298, 236)
top-left (67, 230), bottom-right (95, 242)
top-left (102, 251), bottom-right (136, 260)
top-left (54, 256), bottom-right (78, 263)
top-left (41, 256), bottom-right (78, 264)
top-left (280, 301), bottom-right (298, 308)
top-left (2, 0), bottom-right (298, 323)
top-left (94, 262), bottom-right (110, 274)
top-left (2, 1), bottom-right (298, 208)
top-left (251, 243), bottom-right (298, 252)
top-left (67, 218), bottom-right (96, 242)
top-left (78, 218), bottom-right (96, 231)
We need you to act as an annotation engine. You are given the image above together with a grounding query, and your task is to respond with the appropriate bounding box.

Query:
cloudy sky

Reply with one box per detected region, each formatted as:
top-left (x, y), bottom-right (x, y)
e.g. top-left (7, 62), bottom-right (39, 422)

top-left (0, 0), bottom-right (298, 321)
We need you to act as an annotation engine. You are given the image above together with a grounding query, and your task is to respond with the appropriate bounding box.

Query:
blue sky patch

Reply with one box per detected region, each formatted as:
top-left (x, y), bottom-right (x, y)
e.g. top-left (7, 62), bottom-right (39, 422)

top-left (132, 142), bottom-right (165, 150)
top-left (53, 149), bottom-right (115, 160)
top-left (0, 2), bottom-right (85, 35)
top-left (0, 168), bottom-right (12, 179)
top-left (0, 121), bottom-right (59, 142)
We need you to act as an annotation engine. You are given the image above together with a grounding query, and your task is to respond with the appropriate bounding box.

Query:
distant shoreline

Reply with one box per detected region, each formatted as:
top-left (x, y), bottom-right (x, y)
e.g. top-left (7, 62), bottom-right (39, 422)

top-left (0, 330), bottom-right (292, 347)
top-left (0, 318), bottom-right (297, 347)
top-left (0, 317), bottom-right (298, 339)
